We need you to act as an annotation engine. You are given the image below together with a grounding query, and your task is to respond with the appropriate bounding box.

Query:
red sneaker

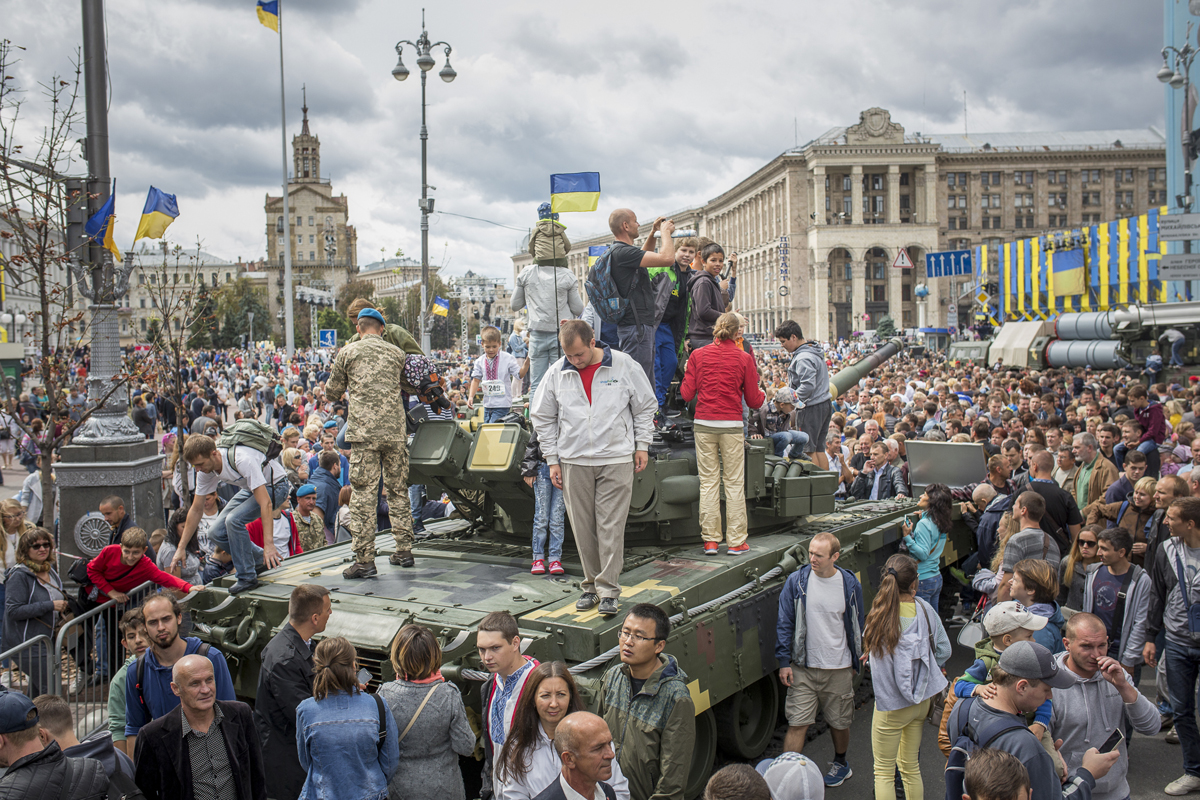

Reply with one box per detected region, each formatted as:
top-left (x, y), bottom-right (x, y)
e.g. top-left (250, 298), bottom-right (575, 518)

top-left (530, 559), bottom-right (546, 575)
top-left (727, 543), bottom-right (750, 556)
top-left (703, 543), bottom-right (719, 555)
top-left (548, 560), bottom-right (565, 575)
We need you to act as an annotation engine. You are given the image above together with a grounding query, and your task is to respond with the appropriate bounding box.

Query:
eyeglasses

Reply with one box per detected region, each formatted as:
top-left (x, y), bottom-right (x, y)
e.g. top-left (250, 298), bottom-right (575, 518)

top-left (1078, 540), bottom-right (1097, 548)
top-left (30, 542), bottom-right (51, 551)
top-left (617, 630), bottom-right (660, 644)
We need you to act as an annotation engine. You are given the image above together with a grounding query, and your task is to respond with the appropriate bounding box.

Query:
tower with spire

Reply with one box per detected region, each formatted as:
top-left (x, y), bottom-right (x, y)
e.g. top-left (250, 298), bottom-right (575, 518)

top-left (292, 87), bottom-right (321, 182)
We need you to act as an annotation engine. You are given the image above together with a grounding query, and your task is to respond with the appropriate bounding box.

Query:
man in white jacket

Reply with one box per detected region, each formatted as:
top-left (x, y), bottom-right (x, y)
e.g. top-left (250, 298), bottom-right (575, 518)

top-left (530, 320), bottom-right (656, 617)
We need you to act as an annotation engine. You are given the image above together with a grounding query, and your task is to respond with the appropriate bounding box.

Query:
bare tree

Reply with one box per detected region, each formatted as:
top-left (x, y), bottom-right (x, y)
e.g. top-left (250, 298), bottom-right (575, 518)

top-left (0, 41), bottom-right (135, 527)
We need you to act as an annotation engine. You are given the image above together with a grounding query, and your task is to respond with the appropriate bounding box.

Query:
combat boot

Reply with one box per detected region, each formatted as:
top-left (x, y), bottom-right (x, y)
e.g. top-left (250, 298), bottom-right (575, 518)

top-left (343, 561), bottom-right (378, 579)
top-left (390, 550), bottom-right (415, 568)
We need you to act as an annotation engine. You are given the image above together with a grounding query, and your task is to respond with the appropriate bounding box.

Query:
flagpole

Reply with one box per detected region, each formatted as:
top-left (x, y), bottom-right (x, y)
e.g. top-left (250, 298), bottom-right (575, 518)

top-left (277, 0), bottom-right (296, 357)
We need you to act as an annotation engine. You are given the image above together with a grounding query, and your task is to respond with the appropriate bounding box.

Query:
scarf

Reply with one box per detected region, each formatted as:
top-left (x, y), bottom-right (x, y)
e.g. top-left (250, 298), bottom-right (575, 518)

top-left (22, 556), bottom-right (52, 575)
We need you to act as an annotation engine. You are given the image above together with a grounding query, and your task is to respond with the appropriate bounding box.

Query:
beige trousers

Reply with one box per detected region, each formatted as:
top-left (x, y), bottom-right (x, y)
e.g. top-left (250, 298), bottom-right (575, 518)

top-left (562, 461), bottom-right (633, 599)
top-left (694, 429), bottom-right (748, 546)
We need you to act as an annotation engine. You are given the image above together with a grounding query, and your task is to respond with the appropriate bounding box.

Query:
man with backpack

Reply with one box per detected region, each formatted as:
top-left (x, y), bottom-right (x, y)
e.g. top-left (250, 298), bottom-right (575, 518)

top-left (171, 423), bottom-right (289, 595)
top-left (587, 209), bottom-right (677, 385)
top-left (946, 640), bottom-right (1117, 800)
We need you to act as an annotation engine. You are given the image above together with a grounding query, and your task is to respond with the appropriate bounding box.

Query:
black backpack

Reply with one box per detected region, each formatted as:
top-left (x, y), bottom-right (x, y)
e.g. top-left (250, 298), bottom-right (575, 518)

top-left (944, 697), bottom-right (1034, 800)
top-left (586, 245), bottom-right (641, 325)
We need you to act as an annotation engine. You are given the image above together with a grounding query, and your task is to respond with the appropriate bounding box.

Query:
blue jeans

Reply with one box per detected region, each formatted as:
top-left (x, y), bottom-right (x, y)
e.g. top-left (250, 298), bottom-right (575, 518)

top-left (532, 463), bottom-right (565, 561)
top-left (1165, 640), bottom-right (1200, 777)
top-left (208, 478), bottom-right (290, 584)
top-left (409, 485), bottom-right (425, 525)
top-left (1173, 337), bottom-right (1186, 367)
top-left (769, 430), bottom-right (809, 457)
top-left (484, 407), bottom-right (510, 423)
top-left (916, 575), bottom-right (943, 609)
top-left (1114, 439), bottom-right (1156, 471)
top-left (652, 323), bottom-right (677, 407)
top-left (528, 330), bottom-right (560, 399)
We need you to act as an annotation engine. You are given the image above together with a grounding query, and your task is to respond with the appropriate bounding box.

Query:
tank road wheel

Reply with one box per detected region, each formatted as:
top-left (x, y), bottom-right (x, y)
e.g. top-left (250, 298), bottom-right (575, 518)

top-left (714, 674), bottom-right (782, 759)
top-left (684, 708), bottom-right (717, 800)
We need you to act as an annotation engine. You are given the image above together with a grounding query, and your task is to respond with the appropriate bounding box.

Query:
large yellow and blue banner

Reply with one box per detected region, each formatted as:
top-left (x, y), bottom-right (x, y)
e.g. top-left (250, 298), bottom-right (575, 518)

top-left (256, 0), bottom-right (279, 32)
top-left (978, 207), bottom-right (1169, 323)
top-left (550, 172), bottom-right (600, 214)
top-left (134, 186), bottom-right (179, 242)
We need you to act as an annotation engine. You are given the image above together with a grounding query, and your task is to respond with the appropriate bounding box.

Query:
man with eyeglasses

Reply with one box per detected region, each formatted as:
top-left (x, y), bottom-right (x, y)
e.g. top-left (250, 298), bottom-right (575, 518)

top-left (773, 532), bottom-right (864, 787)
top-left (596, 603), bottom-right (695, 800)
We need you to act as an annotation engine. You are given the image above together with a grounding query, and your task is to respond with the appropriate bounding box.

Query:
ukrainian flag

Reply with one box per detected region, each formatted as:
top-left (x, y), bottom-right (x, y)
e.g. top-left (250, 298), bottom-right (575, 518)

top-left (588, 245), bottom-right (607, 267)
top-left (432, 296), bottom-right (449, 317)
top-left (134, 187), bottom-right (179, 242)
top-left (257, 0), bottom-right (279, 32)
top-left (1051, 248), bottom-right (1086, 297)
top-left (550, 172), bottom-right (600, 214)
top-left (84, 190), bottom-right (122, 262)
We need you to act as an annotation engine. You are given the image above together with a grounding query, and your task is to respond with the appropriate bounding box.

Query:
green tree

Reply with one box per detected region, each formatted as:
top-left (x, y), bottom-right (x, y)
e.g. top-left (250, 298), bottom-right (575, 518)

top-left (213, 277), bottom-right (270, 347)
top-left (187, 282), bottom-right (215, 349)
top-left (337, 279), bottom-right (375, 313)
top-left (145, 318), bottom-right (161, 344)
top-left (317, 307), bottom-right (354, 345)
top-left (875, 314), bottom-right (896, 339)
top-left (379, 296), bottom-right (403, 326)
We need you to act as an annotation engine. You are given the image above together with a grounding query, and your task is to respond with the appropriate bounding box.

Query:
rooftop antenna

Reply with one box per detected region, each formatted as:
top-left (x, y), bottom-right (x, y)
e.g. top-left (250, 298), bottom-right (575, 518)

top-left (963, 90), bottom-right (968, 137)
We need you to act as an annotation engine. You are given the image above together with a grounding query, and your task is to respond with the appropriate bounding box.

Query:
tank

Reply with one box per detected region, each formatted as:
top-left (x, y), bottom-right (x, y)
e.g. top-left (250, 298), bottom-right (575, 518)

top-left (184, 339), bottom-right (974, 799)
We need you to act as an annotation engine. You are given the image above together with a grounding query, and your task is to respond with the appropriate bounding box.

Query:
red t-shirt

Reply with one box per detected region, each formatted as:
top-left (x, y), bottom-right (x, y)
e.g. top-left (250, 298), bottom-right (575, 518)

top-left (578, 362), bottom-right (602, 404)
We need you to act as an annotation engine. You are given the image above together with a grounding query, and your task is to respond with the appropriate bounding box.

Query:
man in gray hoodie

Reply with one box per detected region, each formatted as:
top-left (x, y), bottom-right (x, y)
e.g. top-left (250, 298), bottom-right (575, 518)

top-left (774, 320), bottom-right (831, 470)
top-left (1051, 613), bottom-right (1159, 800)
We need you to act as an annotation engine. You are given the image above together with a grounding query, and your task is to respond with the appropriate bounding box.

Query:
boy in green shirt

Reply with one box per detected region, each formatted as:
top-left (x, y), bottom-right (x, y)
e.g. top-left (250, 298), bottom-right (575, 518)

top-left (107, 608), bottom-right (149, 755)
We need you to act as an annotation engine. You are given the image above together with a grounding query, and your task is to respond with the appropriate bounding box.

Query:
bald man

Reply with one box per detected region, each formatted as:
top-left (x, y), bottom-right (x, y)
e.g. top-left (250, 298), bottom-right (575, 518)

top-left (133, 654), bottom-right (265, 800)
top-left (534, 712), bottom-right (618, 800)
top-left (604, 208), bottom-right (677, 384)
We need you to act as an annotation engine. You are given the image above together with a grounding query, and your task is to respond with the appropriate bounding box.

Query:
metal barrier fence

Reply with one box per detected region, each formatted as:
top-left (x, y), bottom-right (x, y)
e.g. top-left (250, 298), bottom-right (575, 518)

top-left (0, 635), bottom-right (54, 699)
top-left (52, 580), bottom-right (156, 739)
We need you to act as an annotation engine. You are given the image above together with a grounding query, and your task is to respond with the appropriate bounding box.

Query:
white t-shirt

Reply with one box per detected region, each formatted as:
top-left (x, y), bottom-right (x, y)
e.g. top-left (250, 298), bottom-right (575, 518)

top-left (805, 570), bottom-right (851, 668)
top-left (196, 511), bottom-right (221, 559)
top-left (271, 514), bottom-right (293, 555)
top-left (195, 446), bottom-right (285, 496)
top-left (470, 352), bottom-right (521, 408)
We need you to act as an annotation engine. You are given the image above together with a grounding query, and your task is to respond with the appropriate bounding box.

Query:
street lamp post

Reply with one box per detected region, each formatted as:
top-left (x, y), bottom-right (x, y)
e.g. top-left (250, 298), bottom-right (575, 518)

top-left (248, 312), bottom-right (255, 351)
top-left (1159, 23), bottom-right (1198, 258)
top-left (392, 10), bottom-right (456, 354)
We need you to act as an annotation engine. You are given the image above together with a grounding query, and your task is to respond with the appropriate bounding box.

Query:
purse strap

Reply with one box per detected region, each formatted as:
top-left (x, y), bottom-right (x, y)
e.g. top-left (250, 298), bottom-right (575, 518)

top-left (1175, 545), bottom-right (1192, 611)
top-left (399, 683), bottom-right (440, 743)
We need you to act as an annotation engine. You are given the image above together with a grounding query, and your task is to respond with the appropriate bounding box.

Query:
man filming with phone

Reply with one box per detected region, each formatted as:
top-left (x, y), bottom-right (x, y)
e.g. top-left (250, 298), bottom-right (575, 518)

top-left (1051, 613), bottom-right (1159, 800)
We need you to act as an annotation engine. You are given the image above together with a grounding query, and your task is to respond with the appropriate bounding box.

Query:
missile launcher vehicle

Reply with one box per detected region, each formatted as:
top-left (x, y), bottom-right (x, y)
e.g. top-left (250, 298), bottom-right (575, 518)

top-left (185, 338), bottom-right (977, 798)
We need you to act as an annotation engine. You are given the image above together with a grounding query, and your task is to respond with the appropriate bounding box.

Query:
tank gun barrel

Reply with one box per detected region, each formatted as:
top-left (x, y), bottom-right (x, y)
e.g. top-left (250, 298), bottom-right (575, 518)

top-left (829, 337), bottom-right (905, 400)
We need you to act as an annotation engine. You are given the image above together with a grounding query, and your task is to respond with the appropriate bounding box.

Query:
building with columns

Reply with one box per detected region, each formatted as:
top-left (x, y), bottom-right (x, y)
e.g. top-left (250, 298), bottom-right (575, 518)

top-left (511, 108), bottom-right (1165, 341)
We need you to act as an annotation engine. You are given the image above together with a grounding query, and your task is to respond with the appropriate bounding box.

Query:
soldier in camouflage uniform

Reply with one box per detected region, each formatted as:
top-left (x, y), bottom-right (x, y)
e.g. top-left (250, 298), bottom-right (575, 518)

top-left (325, 308), bottom-right (415, 578)
top-left (293, 484), bottom-right (326, 553)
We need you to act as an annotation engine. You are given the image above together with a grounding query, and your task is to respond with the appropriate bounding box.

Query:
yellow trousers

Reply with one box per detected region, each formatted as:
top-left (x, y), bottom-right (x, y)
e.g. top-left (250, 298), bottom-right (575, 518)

top-left (871, 699), bottom-right (930, 800)
top-left (694, 429), bottom-right (747, 546)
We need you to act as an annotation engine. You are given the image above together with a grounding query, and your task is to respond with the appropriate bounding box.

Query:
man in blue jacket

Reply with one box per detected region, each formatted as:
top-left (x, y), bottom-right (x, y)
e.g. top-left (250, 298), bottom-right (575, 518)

top-left (774, 532), bottom-right (865, 788)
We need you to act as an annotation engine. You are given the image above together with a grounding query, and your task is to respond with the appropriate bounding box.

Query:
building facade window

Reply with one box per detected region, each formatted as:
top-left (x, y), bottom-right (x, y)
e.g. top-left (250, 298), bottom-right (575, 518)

top-left (308, 216), bottom-right (314, 226)
top-left (980, 172), bottom-right (1002, 186)
top-left (1150, 189), bottom-right (1167, 204)
top-left (1117, 191), bottom-right (1133, 207)
top-left (1082, 170), bottom-right (1101, 183)
top-left (1048, 193), bottom-right (1067, 208)
top-left (1014, 193), bottom-right (1034, 208)
top-left (1049, 171), bottom-right (1068, 184)
top-left (1083, 213), bottom-right (1101, 224)
top-left (843, 176), bottom-right (852, 191)
top-left (1149, 168), bottom-right (1162, 183)
top-left (1082, 192), bottom-right (1100, 207)
top-left (1049, 215), bottom-right (1068, 227)
top-left (1014, 171), bottom-right (1034, 185)
top-left (1115, 169), bottom-right (1134, 184)
top-left (947, 172), bottom-right (968, 187)
top-left (296, 215), bottom-right (303, 226)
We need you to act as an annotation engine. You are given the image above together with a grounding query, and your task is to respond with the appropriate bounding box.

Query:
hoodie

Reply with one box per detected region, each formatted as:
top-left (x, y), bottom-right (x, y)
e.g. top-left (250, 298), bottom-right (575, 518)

top-left (1082, 564), bottom-right (1151, 666)
top-left (1050, 652), bottom-right (1159, 800)
top-left (1134, 401), bottom-right (1167, 445)
top-left (64, 730), bottom-right (137, 784)
top-left (1029, 602), bottom-right (1066, 654)
top-left (786, 341), bottom-right (830, 406)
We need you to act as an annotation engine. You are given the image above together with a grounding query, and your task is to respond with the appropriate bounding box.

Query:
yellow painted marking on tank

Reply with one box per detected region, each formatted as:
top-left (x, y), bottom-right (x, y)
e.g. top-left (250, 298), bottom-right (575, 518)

top-left (942, 538), bottom-right (959, 566)
top-left (687, 679), bottom-right (712, 713)
top-left (623, 579), bottom-right (681, 599)
top-left (525, 580), bottom-right (680, 622)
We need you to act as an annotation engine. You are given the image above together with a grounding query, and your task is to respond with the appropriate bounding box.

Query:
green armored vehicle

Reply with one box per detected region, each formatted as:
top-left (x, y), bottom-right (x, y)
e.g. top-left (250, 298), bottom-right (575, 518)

top-left (185, 339), bottom-right (977, 799)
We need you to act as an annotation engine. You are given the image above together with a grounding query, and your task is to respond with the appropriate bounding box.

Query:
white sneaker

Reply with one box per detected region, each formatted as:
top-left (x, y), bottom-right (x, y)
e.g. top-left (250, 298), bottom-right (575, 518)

top-left (1165, 774), bottom-right (1200, 795)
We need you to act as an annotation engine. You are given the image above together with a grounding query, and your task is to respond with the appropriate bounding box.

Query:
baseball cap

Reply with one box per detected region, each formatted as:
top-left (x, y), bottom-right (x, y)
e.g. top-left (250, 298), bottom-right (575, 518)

top-left (0, 691), bottom-right (38, 734)
top-left (997, 640), bottom-right (1077, 689)
top-left (356, 308), bottom-right (386, 326)
top-left (756, 752), bottom-right (824, 800)
top-left (982, 601), bottom-right (1048, 636)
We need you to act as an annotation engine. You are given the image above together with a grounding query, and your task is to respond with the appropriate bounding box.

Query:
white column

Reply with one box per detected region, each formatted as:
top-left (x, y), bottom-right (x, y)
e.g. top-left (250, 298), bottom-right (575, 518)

top-left (813, 167), bottom-right (826, 226)
top-left (888, 251), bottom-right (904, 324)
top-left (813, 260), bottom-right (829, 342)
top-left (851, 166), bottom-right (863, 225)
top-left (851, 259), bottom-right (866, 330)
top-left (887, 165), bottom-right (901, 224)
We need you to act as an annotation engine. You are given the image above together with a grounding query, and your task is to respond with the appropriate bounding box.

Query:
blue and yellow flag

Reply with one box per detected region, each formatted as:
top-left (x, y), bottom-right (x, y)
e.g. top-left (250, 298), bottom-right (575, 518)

top-left (432, 296), bottom-right (449, 317)
top-left (134, 186), bottom-right (179, 242)
top-left (1051, 248), bottom-right (1086, 297)
top-left (84, 189), bottom-right (122, 262)
top-left (550, 172), bottom-right (600, 213)
top-left (587, 245), bottom-right (607, 267)
top-left (257, 0), bottom-right (279, 32)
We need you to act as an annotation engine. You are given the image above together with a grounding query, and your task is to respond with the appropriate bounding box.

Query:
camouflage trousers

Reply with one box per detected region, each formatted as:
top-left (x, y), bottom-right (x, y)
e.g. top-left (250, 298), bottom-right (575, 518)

top-left (294, 513), bottom-right (325, 553)
top-left (349, 441), bottom-right (414, 563)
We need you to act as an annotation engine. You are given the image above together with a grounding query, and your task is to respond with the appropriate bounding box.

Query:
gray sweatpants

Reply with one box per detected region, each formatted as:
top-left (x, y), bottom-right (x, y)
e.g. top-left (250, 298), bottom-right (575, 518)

top-left (562, 461), bottom-right (634, 599)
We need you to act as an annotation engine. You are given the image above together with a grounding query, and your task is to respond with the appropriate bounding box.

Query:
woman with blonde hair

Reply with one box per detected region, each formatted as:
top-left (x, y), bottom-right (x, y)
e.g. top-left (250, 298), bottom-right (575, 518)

top-left (378, 624), bottom-right (475, 800)
top-left (680, 311), bottom-right (766, 555)
top-left (296, 637), bottom-right (400, 800)
top-left (1083, 475), bottom-right (1157, 567)
top-left (862, 554), bottom-right (950, 800)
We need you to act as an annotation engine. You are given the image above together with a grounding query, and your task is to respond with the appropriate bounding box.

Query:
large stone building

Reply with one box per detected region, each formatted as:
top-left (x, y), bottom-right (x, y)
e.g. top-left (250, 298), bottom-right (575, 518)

top-left (264, 96), bottom-right (358, 308)
top-left (511, 108), bottom-right (1166, 341)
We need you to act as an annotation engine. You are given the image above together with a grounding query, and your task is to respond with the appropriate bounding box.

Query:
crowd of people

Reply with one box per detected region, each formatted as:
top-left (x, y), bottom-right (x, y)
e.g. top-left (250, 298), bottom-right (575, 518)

top-left (4, 206), bottom-right (1200, 800)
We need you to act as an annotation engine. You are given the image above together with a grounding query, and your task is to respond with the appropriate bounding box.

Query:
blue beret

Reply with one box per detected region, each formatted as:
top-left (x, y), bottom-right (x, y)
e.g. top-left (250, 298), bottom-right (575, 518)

top-left (323, 419), bottom-right (339, 429)
top-left (296, 484), bottom-right (317, 498)
top-left (357, 308), bottom-right (386, 326)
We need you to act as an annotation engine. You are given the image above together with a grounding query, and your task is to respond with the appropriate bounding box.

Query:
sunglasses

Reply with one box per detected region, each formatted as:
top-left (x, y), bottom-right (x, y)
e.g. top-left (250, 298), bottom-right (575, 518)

top-left (30, 542), bottom-right (52, 550)
top-left (1078, 540), bottom-right (1097, 548)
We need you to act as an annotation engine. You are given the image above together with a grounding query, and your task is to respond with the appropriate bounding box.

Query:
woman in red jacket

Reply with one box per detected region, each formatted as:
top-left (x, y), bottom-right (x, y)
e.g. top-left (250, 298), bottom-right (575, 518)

top-left (680, 311), bottom-right (766, 555)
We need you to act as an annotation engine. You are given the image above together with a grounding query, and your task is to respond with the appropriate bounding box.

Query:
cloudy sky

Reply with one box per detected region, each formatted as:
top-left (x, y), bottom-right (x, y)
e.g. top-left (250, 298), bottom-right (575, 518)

top-left (5, 0), bottom-right (1166, 281)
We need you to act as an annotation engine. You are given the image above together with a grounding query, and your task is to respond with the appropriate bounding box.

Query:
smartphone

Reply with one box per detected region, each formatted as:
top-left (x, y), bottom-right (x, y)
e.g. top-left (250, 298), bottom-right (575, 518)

top-left (1098, 727), bottom-right (1124, 754)
top-left (356, 667), bottom-right (372, 686)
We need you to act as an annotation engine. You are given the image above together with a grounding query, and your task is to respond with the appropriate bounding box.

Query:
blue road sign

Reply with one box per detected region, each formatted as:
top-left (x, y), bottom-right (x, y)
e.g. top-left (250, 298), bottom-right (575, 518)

top-left (925, 249), bottom-right (974, 278)
top-left (317, 329), bottom-right (337, 348)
